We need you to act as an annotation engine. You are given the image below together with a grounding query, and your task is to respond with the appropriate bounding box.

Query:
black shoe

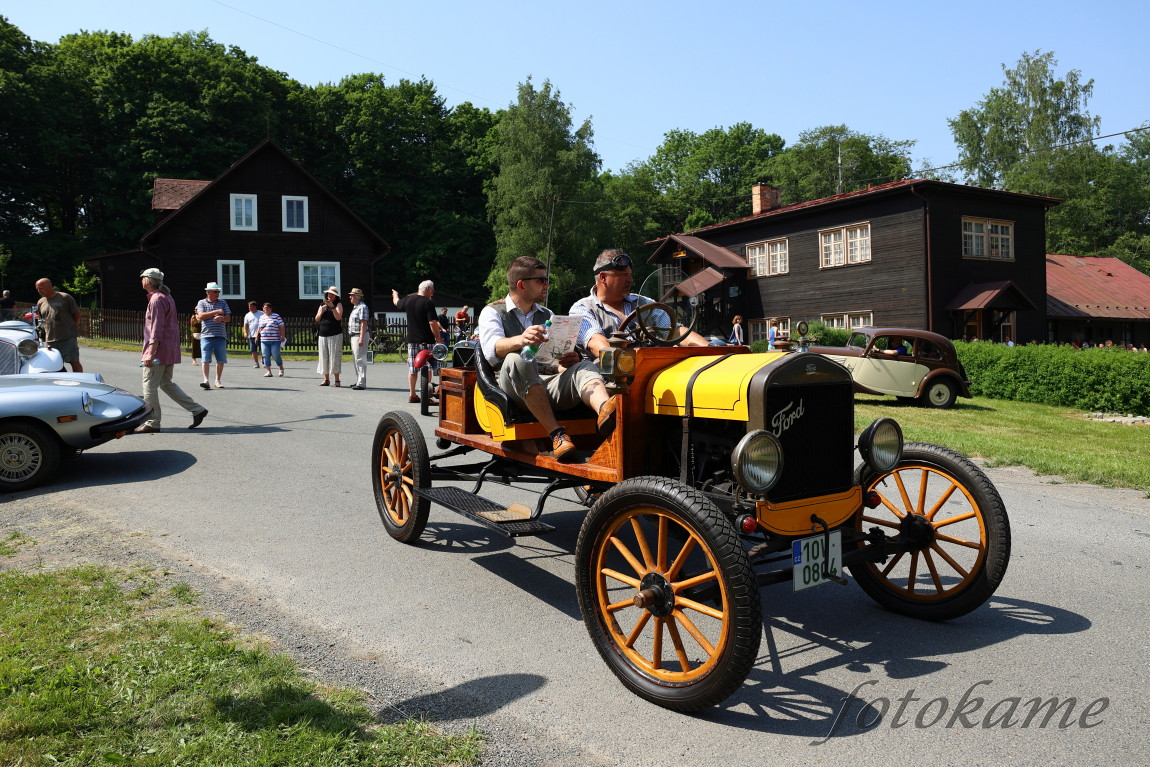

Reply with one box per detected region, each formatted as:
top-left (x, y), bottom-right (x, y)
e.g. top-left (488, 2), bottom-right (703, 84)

top-left (189, 409), bottom-right (208, 429)
top-left (351, 385), bottom-right (366, 390)
top-left (199, 381), bottom-right (210, 390)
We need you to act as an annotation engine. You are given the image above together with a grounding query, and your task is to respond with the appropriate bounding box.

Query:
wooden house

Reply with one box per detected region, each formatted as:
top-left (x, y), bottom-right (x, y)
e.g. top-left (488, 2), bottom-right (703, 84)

top-left (648, 180), bottom-right (1059, 344)
top-left (87, 140), bottom-right (389, 317)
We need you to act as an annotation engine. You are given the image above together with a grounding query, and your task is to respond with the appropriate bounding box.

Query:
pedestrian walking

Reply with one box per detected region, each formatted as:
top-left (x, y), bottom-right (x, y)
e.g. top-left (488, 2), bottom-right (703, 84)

top-left (134, 268), bottom-right (207, 433)
top-left (195, 282), bottom-right (231, 388)
top-left (256, 302), bottom-right (285, 377)
top-left (243, 301), bottom-right (263, 367)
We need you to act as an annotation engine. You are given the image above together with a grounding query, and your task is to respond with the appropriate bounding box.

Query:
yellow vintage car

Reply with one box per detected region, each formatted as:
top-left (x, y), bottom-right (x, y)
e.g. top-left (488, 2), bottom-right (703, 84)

top-left (371, 309), bottom-right (1010, 712)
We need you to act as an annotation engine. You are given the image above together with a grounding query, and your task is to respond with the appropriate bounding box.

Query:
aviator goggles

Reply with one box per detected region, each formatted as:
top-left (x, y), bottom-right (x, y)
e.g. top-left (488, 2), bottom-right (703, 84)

top-left (594, 253), bottom-right (633, 273)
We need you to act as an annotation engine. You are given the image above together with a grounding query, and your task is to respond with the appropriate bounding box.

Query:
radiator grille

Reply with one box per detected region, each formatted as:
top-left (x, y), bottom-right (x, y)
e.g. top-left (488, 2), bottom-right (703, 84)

top-left (0, 345), bottom-right (17, 376)
top-left (764, 379), bottom-right (855, 503)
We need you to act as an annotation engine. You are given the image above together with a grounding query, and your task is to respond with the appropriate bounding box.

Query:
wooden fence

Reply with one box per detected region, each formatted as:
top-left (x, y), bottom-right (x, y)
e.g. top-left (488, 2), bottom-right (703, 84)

top-left (79, 308), bottom-right (416, 354)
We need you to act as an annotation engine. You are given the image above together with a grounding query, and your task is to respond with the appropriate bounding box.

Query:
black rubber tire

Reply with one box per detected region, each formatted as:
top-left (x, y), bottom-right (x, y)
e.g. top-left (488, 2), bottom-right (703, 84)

top-left (850, 443), bottom-right (1010, 620)
top-left (419, 367), bottom-right (432, 417)
top-left (371, 411), bottom-right (430, 543)
top-left (574, 476), bottom-right (761, 712)
top-left (0, 422), bottom-right (62, 492)
top-left (922, 378), bottom-right (957, 409)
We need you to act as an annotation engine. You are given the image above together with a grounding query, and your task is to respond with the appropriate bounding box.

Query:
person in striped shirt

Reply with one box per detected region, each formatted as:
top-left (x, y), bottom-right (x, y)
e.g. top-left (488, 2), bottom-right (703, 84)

top-left (256, 302), bottom-right (286, 377)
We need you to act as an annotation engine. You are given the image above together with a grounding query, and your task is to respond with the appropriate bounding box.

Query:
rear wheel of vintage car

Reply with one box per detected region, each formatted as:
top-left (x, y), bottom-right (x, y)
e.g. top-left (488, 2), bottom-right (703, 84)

top-left (372, 411), bottom-right (430, 543)
top-left (922, 378), bottom-right (957, 409)
top-left (0, 422), bottom-right (61, 492)
top-left (850, 443), bottom-right (1010, 621)
top-left (575, 476), bottom-right (761, 712)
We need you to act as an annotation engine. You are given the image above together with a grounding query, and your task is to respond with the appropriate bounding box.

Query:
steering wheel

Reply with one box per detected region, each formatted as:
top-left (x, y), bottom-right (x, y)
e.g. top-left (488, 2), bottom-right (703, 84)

top-left (619, 302), bottom-right (691, 347)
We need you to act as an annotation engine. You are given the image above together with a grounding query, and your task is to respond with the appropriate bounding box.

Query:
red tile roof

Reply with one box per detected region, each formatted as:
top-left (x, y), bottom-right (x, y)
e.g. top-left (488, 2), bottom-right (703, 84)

top-left (1047, 254), bottom-right (1150, 320)
top-left (151, 178), bottom-right (211, 210)
top-left (660, 179), bottom-right (1060, 239)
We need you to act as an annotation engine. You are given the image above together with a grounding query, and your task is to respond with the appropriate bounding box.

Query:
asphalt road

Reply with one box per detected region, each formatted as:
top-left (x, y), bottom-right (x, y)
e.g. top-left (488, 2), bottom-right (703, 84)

top-left (4, 346), bottom-right (1149, 766)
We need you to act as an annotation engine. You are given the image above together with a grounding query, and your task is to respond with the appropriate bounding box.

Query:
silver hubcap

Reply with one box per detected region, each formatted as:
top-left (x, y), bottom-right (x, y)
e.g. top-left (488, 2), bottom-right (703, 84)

top-left (0, 434), bottom-right (42, 482)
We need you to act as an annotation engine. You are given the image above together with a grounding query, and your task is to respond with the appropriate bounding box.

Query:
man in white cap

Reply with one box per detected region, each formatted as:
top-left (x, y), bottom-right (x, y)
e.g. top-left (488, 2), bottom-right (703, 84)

top-left (135, 268), bottom-right (207, 433)
top-left (195, 281), bottom-right (231, 389)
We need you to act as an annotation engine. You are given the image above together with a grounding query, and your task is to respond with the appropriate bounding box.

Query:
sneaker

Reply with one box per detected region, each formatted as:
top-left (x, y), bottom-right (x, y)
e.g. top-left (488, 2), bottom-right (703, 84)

top-left (551, 430), bottom-right (578, 463)
top-left (214, 381), bottom-right (224, 388)
top-left (189, 409), bottom-right (208, 429)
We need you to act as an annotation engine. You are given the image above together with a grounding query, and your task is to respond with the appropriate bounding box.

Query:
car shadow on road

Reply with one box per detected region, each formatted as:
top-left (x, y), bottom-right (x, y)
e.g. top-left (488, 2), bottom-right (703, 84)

top-left (380, 673), bottom-right (547, 722)
top-left (698, 592), bottom-right (1090, 737)
top-left (46, 449), bottom-right (199, 489)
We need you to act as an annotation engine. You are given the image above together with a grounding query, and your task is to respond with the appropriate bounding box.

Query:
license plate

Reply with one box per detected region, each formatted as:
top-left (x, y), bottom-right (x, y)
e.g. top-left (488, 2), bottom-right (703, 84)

top-left (792, 530), bottom-right (842, 592)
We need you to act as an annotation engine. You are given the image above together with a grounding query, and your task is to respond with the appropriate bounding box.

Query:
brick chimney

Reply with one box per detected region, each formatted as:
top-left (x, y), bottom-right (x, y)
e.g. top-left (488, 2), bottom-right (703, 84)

top-left (751, 183), bottom-right (780, 215)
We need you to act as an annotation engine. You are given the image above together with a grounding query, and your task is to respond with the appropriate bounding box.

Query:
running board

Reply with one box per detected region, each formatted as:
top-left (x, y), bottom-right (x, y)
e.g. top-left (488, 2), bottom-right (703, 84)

top-left (415, 486), bottom-right (555, 537)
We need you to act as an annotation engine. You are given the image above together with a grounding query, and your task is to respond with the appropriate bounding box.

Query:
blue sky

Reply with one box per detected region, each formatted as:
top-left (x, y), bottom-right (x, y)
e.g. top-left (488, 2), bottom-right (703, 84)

top-left (7, 0), bottom-right (1148, 176)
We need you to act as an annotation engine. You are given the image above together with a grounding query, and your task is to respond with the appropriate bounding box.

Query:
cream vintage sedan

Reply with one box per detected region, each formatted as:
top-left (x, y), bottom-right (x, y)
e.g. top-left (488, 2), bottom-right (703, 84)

top-left (809, 327), bottom-right (971, 408)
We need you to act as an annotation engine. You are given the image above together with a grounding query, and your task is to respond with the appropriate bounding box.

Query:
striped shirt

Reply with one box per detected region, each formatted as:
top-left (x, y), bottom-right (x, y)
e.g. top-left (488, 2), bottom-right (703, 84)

top-left (256, 312), bottom-right (284, 342)
top-left (195, 298), bottom-right (231, 338)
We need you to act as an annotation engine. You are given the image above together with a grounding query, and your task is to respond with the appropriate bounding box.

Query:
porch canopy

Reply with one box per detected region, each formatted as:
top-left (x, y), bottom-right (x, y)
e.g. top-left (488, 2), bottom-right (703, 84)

top-left (671, 266), bottom-right (724, 297)
top-left (945, 280), bottom-right (1038, 312)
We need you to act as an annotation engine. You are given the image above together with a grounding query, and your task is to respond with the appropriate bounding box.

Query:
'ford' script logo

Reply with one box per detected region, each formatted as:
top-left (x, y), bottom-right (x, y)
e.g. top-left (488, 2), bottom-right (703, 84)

top-left (771, 399), bottom-right (804, 437)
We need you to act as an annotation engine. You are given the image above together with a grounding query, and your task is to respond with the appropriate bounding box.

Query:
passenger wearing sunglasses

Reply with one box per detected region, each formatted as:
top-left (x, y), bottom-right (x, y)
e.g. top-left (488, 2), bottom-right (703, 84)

top-left (570, 249), bottom-right (708, 360)
top-left (477, 256), bottom-right (617, 462)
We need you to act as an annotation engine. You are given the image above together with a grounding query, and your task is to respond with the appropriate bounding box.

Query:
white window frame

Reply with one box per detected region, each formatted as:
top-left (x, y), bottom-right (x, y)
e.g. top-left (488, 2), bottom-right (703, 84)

top-left (767, 238), bottom-right (789, 275)
top-left (820, 223), bottom-right (871, 268)
top-left (749, 319), bottom-right (769, 343)
top-left (229, 194), bottom-right (257, 231)
top-left (746, 243), bottom-right (767, 276)
top-left (299, 261), bottom-right (341, 300)
top-left (282, 195), bottom-right (309, 232)
top-left (821, 314), bottom-right (847, 329)
top-left (962, 217), bottom-right (1014, 260)
top-left (849, 312), bottom-right (873, 329)
top-left (773, 317), bottom-right (791, 337)
top-left (217, 260), bottom-right (246, 300)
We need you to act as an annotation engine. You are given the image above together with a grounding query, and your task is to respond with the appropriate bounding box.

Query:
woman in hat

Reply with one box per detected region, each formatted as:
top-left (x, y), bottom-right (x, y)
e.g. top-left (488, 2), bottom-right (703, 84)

top-left (315, 286), bottom-right (344, 387)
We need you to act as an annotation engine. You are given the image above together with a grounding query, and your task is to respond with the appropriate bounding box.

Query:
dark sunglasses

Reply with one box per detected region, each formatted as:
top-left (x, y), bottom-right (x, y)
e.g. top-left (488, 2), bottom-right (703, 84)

top-left (521, 276), bottom-right (551, 283)
top-left (594, 253), bottom-right (633, 273)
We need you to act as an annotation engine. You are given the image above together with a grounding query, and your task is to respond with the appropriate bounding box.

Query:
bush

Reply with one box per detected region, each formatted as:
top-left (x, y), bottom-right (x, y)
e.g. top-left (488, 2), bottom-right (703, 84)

top-left (956, 341), bottom-right (1150, 416)
top-left (801, 320), bottom-right (852, 348)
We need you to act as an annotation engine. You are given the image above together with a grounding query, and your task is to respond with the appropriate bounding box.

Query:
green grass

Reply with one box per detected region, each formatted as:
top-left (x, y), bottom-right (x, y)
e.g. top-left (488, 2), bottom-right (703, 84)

top-left (855, 394), bottom-right (1150, 493)
top-left (0, 565), bottom-right (483, 766)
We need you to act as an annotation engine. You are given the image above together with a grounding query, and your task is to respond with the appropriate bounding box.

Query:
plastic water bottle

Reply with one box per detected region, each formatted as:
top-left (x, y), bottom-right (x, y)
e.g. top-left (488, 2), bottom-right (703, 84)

top-left (521, 319), bottom-right (551, 363)
top-left (139, 359), bottom-right (162, 367)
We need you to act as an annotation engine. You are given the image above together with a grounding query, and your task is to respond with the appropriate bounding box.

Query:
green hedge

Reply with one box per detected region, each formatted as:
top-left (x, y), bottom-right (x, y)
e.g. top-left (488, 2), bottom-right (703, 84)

top-left (956, 341), bottom-right (1150, 416)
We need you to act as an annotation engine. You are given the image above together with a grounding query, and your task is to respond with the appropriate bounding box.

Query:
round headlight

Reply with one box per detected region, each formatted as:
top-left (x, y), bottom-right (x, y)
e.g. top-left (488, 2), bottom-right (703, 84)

top-left (17, 339), bottom-right (38, 356)
top-left (732, 430), bottom-right (783, 494)
top-left (615, 349), bottom-right (636, 375)
top-left (858, 417), bottom-right (904, 473)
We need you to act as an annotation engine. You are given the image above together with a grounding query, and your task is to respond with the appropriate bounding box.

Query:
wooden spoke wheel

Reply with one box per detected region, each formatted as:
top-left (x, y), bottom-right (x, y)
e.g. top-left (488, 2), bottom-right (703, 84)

top-left (371, 411), bottom-right (430, 542)
top-left (575, 477), bottom-right (760, 712)
top-left (850, 443), bottom-right (1010, 620)
top-left (620, 302), bottom-right (691, 347)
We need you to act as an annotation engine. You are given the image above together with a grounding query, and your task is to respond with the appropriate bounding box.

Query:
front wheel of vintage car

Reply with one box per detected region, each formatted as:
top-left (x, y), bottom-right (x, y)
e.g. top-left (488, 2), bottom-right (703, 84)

top-left (850, 443), bottom-right (1010, 620)
top-left (371, 411), bottom-right (430, 543)
top-left (0, 422), bottom-right (61, 492)
top-left (922, 378), bottom-right (957, 409)
top-left (575, 476), bottom-right (761, 712)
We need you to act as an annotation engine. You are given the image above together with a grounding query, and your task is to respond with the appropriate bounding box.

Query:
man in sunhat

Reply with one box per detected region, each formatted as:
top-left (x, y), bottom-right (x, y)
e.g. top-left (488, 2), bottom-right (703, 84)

top-left (195, 281), bottom-right (231, 389)
top-left (346, 288), bottom-right (370, 389)
top-left (134, 268), bottom-right (207, 433)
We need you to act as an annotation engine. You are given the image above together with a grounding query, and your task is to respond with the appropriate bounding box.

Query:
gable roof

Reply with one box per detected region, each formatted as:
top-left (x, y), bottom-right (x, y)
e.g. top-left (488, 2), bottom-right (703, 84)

top-left (1046, 254), bottom-right (1150, 320)
top-left (650, 179), bottom-right (1061, 242)
top-left (139, 139), bottom-right (388, 254)
top-left (945, 280), bottom-right (1038, 312)
top-left (648, 235), bottom-right (748, 269)
top-left (151, 178), bottom-right (211, 210)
